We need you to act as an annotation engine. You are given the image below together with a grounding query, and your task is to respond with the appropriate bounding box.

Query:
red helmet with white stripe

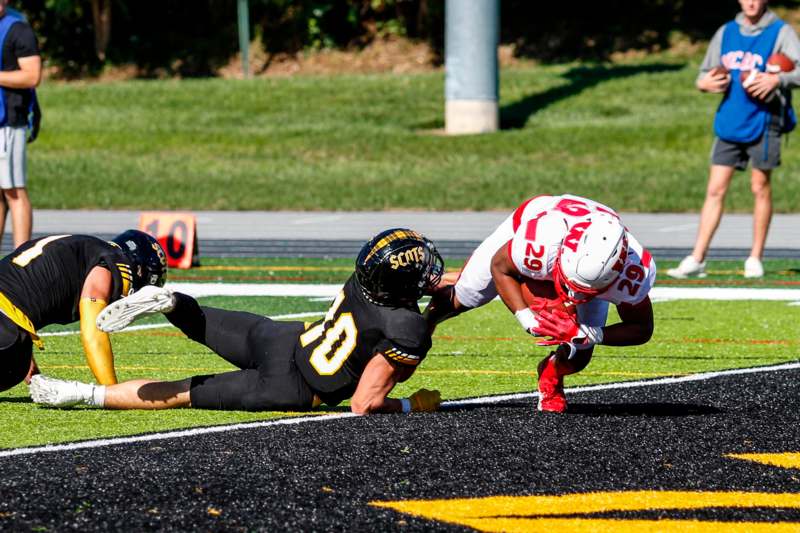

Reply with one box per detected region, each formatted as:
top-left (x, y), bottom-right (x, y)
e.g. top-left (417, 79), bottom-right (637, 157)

top-left (553, 212), bottom-right (628, 305)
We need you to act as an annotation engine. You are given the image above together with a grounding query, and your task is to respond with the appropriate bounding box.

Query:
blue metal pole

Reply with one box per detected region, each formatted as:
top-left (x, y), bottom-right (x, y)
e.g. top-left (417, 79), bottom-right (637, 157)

top-left (445, 0), bottom-right (499, 134)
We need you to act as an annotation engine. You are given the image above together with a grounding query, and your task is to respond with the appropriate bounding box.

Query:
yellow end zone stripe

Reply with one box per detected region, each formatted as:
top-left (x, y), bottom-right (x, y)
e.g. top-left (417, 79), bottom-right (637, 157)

top-left (372, 490), bottom-right (800, 532)
top-left (726, 452), bottom-right (800, 470)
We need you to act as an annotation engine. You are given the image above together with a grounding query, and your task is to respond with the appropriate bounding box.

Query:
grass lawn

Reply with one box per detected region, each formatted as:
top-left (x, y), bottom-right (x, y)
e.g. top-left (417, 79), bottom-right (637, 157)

top-left (30, 58), bottom-right (800, 212)
top-left (1, 257), bottom-right (797, 449)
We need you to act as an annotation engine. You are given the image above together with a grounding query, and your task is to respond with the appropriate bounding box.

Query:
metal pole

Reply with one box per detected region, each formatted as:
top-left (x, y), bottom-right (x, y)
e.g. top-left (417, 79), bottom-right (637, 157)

top-left (445, 0), bottom-right (499, 134)
top-left (237, 0), bottom-right (250, 78)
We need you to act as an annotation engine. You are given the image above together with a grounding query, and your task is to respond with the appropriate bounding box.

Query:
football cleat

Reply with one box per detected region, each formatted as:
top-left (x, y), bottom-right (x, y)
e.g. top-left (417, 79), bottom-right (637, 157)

top-left (96, 285), bottom-right (176, 333)
top-left (29, 375), bottom-right (91, 407)
top-left (536, 353), bottom-right (567, 413)
top-left (666, 255), bottom-right (706, 279)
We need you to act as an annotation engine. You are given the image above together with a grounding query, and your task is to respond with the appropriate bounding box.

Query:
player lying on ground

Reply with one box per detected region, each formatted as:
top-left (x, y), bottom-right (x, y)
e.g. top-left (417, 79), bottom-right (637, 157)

top-left (425, 194), bottom-right (655, 413)
top-left (0, 230), bottom-right (167, 392)
top-left (31, 229), bottom-right (444, 415)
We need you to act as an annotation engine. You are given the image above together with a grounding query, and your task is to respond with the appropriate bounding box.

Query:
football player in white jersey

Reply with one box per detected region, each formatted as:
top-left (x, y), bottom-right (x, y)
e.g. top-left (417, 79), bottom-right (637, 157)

top-left (425, 194), bottom-right (656, 413)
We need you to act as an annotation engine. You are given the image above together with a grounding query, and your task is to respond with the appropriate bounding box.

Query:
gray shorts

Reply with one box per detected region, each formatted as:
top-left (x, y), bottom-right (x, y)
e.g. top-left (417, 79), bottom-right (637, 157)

top-left (0, 127), bottom-right (27, 189)
top-left (710, 122), bottom-right (782, 171)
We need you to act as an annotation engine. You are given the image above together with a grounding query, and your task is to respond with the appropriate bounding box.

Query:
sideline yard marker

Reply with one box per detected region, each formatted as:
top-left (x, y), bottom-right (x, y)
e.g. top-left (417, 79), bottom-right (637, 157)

top-left (3, 361), bottom-right (798, 458)
top-left (140, 212), bottom-right (198, 269)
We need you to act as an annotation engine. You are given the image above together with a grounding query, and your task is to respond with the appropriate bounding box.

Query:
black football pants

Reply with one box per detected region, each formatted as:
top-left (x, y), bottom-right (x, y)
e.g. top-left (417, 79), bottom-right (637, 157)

top-left (166, 293), bottom-right (315, 411)
top-left (0, 313), bottom-right (31, 393)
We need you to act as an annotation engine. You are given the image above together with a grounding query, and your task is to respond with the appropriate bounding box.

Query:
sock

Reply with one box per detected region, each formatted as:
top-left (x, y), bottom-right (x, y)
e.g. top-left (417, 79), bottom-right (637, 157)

top-left (88, 384), bottom-right (106, 407)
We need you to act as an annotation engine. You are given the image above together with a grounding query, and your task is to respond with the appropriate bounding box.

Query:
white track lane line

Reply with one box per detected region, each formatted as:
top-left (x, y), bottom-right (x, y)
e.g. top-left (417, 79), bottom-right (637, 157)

top-left (3, 361), bottom-right (798, 458)
top-left (444, 360), bottom-right (800, 407)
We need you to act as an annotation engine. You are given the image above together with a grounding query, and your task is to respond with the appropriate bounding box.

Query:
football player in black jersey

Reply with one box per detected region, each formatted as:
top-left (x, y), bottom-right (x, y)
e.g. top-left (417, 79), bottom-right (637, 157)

top-left (30, 229), bottom-right (445, 415)
top-left (0, 230), bottom-right (167, 392)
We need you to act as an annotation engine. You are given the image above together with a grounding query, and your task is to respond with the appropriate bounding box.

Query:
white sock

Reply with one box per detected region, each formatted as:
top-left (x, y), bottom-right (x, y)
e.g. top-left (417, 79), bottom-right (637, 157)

top-left (88, 384), bottom-right (106, 407)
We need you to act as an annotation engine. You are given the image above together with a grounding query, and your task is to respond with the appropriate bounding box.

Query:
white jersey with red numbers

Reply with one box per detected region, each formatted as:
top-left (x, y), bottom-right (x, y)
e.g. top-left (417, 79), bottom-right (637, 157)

top-left (507, 194), bottom-right (655, 305)
top-left (453, 194), bottom-right (656, 313)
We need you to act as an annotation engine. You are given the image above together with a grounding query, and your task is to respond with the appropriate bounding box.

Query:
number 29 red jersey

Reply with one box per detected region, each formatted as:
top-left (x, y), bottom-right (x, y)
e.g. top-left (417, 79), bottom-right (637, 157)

top-left (508, 194), bottom-right (656, 305)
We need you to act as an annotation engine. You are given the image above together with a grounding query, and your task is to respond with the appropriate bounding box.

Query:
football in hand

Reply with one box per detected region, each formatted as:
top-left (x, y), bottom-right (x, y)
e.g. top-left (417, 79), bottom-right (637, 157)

top-left (740, 69), bottom-right (758, 88)
top-left (520, 279), bottom-right (574, 316)
top-left (767, 52), bottom-right (795, 73)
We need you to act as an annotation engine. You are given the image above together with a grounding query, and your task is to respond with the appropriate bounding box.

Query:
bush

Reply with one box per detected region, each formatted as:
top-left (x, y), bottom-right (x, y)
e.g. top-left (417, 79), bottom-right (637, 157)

top-left (21, 0), bottom-right (800, 75)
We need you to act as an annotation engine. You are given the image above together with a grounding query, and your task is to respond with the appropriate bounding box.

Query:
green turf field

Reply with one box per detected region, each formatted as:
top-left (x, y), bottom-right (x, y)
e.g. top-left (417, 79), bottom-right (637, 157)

top-left (1, 258), bottom-right (797, 450)
top-left (30, 58), bottom-right (800, 212)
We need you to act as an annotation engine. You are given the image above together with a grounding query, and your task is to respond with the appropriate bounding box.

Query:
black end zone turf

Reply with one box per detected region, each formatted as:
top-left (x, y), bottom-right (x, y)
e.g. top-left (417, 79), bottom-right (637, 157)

top-left (0, 367), bottom-right (798, 530)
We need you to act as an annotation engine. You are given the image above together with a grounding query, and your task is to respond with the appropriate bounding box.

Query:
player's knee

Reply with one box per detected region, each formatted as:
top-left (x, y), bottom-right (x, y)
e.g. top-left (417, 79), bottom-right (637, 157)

top-left (241, 392), bottom-right (309, 412)
top-left (0, 354), bottom-right (31, 392)
top-left (750, 181), bottom-right (771, 197)
top-left (640, 322), bottom-right (654, 343)
top-left (706, 184), bottom-right (728, 200)
top-left (0, 329), bottom-right (30, 392)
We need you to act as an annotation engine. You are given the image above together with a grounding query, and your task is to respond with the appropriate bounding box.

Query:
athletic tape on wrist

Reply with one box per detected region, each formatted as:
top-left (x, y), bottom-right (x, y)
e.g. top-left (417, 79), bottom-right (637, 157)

top-left (574, 325), bottom-right (604, 349)
top-left (514, 308), bottom-right (539, 332)
top-left (400, 398), bottom-right (412, 413)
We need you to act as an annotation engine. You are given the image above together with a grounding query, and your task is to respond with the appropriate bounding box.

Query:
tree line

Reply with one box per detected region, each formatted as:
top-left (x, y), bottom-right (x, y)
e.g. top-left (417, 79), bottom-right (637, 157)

top-left (21, 0), bottom-right (797, 77)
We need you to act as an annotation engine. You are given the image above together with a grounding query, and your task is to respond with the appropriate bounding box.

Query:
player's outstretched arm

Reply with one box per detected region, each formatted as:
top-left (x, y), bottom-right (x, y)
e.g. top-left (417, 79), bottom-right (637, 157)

top-left (79, 266), bottom-right (117, 385)
top-left (490, 244), bottom-right (539, 335)
top-left (602, 296), bottom-right (654, 346)
top-left (350, 355), bottom-right (440, 415)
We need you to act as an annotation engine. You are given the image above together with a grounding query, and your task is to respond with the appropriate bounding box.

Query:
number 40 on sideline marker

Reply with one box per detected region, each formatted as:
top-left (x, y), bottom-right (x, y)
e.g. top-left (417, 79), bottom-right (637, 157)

top-left (138, 212), bottom-right (199, 269)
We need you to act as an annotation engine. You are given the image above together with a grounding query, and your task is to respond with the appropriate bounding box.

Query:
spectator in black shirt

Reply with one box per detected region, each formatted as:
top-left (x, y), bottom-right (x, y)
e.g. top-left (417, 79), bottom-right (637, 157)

top-left (0, 1), bottom-right (40, 250)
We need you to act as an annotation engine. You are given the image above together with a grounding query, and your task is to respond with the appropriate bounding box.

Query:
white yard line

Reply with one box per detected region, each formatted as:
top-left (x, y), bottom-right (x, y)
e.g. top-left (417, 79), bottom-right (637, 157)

top-left (651, 287), bottom-right (800, 302)
top-left (162, 283), bottom-right (800, 301)
top-left (39, 311), bottom-right (325, 338)
top-left (2, 361), bottom-right (798, 458)
top-left (444, 361), bottom-right (800, 407)
top-left (164, 282), bottom-right (343, 298)
top-left (39, 282), bottom-right (800, 342)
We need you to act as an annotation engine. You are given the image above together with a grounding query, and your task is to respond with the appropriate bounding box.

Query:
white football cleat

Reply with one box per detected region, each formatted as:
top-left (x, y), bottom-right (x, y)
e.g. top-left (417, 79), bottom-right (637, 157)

top-left (29, 375), bottom-right (93, 407)
top-left (96, 285), bottom-right (176, 333)
top-left (744, 257), bottom-right (764, 278)
top-left (666, 255), bottom-right (707, 279)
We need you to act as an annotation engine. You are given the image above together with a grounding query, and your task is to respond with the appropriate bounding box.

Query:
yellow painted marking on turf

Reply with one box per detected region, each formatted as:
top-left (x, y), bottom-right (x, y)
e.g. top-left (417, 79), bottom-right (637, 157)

top-left (44, 365), bottom-right (230, 372)
top-left (727, 452), bottom-right (800, 470)
top-left (416, 370), bottom-right (668, 377)
top-left (372, 491), bottom-right (800, 532)
top-left (44, 365), bottom-right (673, 378)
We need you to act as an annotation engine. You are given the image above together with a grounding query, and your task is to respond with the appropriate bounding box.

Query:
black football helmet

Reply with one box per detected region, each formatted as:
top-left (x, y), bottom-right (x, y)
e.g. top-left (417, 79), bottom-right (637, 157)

top-left (111, 230), bottom-right (168, 290)
top-left (355, 228), bottom-right (444, 307)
